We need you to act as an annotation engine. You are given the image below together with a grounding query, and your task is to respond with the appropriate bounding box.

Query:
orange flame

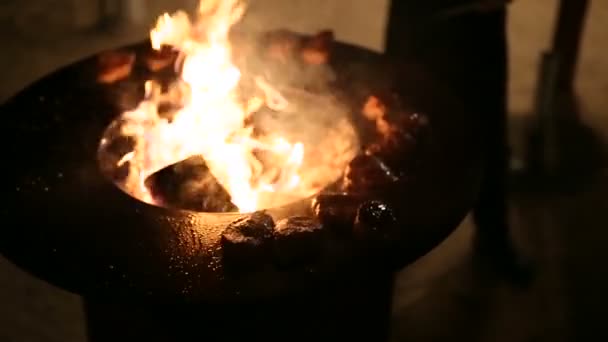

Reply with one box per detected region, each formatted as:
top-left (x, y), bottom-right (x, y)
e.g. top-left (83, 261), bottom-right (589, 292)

top-left (117, 0), bottom-right (306, 212)
top-left (107, 0), bottom-right (359, 213)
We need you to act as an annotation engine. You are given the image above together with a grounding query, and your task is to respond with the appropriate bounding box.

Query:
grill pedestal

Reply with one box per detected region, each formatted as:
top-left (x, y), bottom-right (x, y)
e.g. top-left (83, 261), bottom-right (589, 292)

top-left (85, 272), bottom-right (394, 342)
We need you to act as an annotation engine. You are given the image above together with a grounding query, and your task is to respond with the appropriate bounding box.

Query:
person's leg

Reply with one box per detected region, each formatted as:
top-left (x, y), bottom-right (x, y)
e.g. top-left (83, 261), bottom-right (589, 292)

top-left (385, 1), bottom-right (531, 285)
top-left (385, 1), bottom-right (507, 125)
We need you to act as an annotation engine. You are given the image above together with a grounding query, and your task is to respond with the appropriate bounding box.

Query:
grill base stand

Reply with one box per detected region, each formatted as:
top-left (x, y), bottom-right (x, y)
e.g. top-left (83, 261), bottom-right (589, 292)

top-left (84, 272), bottom-right (394, 342)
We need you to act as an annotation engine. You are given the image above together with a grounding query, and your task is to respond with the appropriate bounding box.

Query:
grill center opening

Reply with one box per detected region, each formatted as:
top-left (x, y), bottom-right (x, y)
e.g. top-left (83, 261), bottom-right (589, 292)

top-left (97, 0), bottom-right (358, 213)
top-left (98, 88), bottom-right (359, 213)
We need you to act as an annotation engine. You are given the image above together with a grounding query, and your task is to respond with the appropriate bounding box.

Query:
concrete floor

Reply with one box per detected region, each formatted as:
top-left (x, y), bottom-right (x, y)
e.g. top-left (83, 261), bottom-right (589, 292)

top-left (0, 0), bottom-right (607, 341)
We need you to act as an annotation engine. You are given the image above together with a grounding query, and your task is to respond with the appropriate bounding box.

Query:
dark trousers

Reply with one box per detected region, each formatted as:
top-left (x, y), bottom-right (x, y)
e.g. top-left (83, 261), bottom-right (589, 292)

top-left (385, 1), bottom-right (510, 246)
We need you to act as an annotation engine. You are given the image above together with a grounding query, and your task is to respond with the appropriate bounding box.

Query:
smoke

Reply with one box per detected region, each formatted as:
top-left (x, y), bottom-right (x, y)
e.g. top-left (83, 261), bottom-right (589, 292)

top-left (97, 2), bottom-right (360, 212)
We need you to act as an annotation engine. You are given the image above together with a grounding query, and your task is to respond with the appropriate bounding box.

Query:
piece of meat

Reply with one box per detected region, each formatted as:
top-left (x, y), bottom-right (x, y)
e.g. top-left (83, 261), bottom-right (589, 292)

top-left (365, 112), bottom-right (430, 167)
top-left (353, 200), bottom-right (399, 244)
top-left (312, 193), bottom-right (363, 235)
top-left (342, 154), bottom-right (400, 194)
top-left (301, 30), bottom-right (334, 65)
top-left (97, 50), bottom-right (136, 84)
top-left (273, 216), bottom-right (324, 267)
top-left (144, 46), bottom-right (178, 72)
top-left (145, 156), bottom-right (238, 213)
top-left (221, 211), bottom-right (275, 271)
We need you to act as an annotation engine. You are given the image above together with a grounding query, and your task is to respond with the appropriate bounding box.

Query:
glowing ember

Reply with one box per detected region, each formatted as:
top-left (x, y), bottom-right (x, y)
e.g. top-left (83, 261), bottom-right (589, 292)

top-left (99, 0), bottom-right (358, 212)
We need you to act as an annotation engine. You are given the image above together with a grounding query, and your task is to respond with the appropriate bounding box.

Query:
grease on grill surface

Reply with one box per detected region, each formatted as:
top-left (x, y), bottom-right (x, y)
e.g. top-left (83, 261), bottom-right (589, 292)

top-left (221, 211), bottom-right (275, 270)
top-left (273, 216), bottom-right (324, 267)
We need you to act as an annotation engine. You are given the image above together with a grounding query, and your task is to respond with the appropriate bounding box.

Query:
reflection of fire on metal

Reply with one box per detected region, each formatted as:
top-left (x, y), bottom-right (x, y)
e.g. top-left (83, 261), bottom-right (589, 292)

top-left (97, 0), bottom-right (359, 213)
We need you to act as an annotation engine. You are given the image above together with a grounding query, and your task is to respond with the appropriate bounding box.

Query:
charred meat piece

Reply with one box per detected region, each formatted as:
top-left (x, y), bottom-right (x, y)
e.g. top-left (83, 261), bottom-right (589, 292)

top-left (353, 200), bottom-right (399, 244)
top-left (343, 154), bottom-right (399, 194)
top-left (221, 211), bottom-right (275, 270)
top-left (312, 193), bottom-right (363, 235)
top-left (144, 46), bottom-right (178, 72)
top-left (145, 156), bottom-right (238, 213)
top-left (273, 216), bottom-right (324, 267)
top-left (301, 30), bottom-right (334, 65)
top-left (97, 50), bottom-right (136, 84)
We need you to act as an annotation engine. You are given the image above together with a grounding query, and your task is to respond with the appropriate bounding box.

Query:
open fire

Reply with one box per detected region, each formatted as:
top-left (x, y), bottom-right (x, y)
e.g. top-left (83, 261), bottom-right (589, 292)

top-left (98, 0), bottom-right (358, 213)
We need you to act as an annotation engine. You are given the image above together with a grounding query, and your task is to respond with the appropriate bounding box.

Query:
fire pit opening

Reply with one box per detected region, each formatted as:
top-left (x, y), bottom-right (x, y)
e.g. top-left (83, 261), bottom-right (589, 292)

top-left (97, 0), bottom-right (359, 213)
top-left (98, 88), bottom-right (359, 213)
